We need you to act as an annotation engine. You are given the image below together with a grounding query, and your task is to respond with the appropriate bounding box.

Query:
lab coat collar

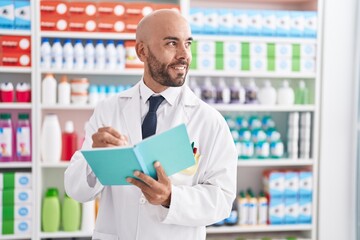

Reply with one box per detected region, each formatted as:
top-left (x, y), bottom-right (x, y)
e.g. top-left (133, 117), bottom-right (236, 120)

top-left (139, 79), bottom-right (182, 106)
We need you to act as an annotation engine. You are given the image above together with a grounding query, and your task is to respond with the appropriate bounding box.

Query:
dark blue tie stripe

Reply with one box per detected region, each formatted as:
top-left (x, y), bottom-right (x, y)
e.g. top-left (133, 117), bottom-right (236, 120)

top-left (142, 96), bottom-right (165, 139)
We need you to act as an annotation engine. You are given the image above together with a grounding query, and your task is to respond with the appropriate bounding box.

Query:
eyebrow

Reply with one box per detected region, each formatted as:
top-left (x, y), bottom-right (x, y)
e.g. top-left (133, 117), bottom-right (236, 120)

top-left (163, 36), bottom-right (193, 41)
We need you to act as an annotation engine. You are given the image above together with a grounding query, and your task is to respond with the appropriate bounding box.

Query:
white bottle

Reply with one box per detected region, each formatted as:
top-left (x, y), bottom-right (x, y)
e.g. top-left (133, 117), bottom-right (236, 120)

top-left (42, 74), bottom-right (57, 105)
top-left (116, 40), bottom-right (126, 70)
top-left (201, 77), bottom-right (215, 103)
top-left (41, 114), bottom-right (62, 163)
top-left (106, 40), bottom-right (117, 70)
top-left (95, 40), bottom-right (106, 70)
top-left (277, 80), bottom-right (295, 105)
top-left (258, 80), bottom-right (277, 105)
top-left (51, 38), bottom-right (63, 69)
top-left (230, 78), bottom-right (246, 104)
top-left (215, 78), bottom-right (230, 104)
top-left (88, 85), bottom-right (99, 105)
top-left (84, 40), bottom-right (95, 70)
top-left (63, 39), bottom-right (74, 70)
top-left (58, 75), bottom-right (71, 105)
top-left (98, 85), bottom-right (107, 102)
top-left (245, 79), bottom-right (258, 104)
top-left (81, 200), bottom-right (95, 232)
top-left (107, 85), bottom-right (117, 98)
top-left (74, 39), bottom-right (85, 70)
top-left (189, 77), bottom-right (201, 99)
top-left (41, 38), bottom-right (52, 69)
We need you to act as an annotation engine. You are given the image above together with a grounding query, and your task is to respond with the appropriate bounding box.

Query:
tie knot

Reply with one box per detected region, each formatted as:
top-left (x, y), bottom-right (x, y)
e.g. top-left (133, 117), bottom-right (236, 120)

top-left (148, 95), bottom-right (165, 113)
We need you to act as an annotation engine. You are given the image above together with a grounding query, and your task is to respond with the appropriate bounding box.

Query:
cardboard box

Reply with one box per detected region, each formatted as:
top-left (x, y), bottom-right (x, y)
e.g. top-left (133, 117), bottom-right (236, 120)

top-left (1, 205), bottom-right (32, 220)
top-left (276, 43), bottom-right (292, 57)
top-left (301, 43), bottom-right (316, 58)
top-left (40, 15), bottom-right (67, 31)
top-left (126, 2), bottom-right (153, 18)
top-left (0, 172), bottom-right (32, 189)
top-left (40, 1), bottom-right (68, 16)
top-left (284, 171), bottom-right (299, 198)
top-left (262, 10), bottom-right (276, 36)
top-left (203, 9), bottom-right (218, 34)
top-left (233, 10), bottom-right (248, 35)
top-left (284, 197), bottom-right (299, 224)
top-left (68, 2), bottom-right (97, 17)
top-left (299, 171), bottom-right (313, 198)
top-left (97, 17), bottom-right (126, 33)
top-left (268, 197), bottom-right (284, 225)
top-left (299, 196), bottom-right (312, 223)
top-left (250, 42), bottom-right (267, 57)
top-left (68, 16), bottom-right (97, 32)
top-left (224, 55), bottom-right (241, 71)
top-left (263, 170), bottom-right (285, 198)
top-left (276, 11), bottom-right (291, 37)
top-left (301, 57), bottom-right (316, 73)
top-left (290, 11), bottom-right (305, 37)
top-left (1, 52), bottom-right (31, 67)
top-left (250, 57), bottom-right (267, 72)
top-left (14, 0), bottom-right (30, 30)
top-left (224, 41), bottom-right (241, 56)
top-left (247, 10), bottom-right (262, 36)
top-left (189, 8), bottom-right (204, 34)
top-left (2, 219), bottom-right (31, 235)
top-left (97, 2), bottom-right (126, 17)
top-left (1, 36), bottom-right (31, 53)
top-left (2, 189), bottom-right (32, 205)
top-left (0, 0), bottom-right (14, 29)
top-left (218, 9), bottom-right (233, 35)
top-left (276, 57), bottom-right (292, 73)
top-left (304, 11), bottom-right (317, 38)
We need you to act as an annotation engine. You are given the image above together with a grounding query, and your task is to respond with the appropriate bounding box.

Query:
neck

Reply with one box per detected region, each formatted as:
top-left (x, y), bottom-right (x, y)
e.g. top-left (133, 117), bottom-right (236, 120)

top-left (143, 75), bottom-right (169, 93)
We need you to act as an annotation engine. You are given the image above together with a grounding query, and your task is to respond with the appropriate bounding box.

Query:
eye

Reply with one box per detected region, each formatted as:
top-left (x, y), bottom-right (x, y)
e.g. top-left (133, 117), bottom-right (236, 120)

top-left (185, 42), bottom-right (192, 48)
top-left (167, 41), bottom-right (176, 46)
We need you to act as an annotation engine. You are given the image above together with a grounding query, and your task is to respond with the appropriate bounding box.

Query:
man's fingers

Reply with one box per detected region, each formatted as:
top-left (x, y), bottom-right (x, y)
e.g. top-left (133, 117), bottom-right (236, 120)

top-left (133, 171), bottom-right (158, 188)
top-left (126, 177), bottom-right (151, 193)
top-left (154, 162), bottom-right (168, 182)
top-left (92, 131), bottom-right (128, 147)
top-left (98, 127), bottom-right (121, 138)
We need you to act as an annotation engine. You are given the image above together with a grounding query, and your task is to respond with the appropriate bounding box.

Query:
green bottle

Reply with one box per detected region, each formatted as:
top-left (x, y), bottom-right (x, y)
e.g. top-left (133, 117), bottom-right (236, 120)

top-left (295, 80), bottom-right (309, 105)
top-left (62, 194), bottom-right (81, 231)
top-left (42, 188), bottom-right (60, 232)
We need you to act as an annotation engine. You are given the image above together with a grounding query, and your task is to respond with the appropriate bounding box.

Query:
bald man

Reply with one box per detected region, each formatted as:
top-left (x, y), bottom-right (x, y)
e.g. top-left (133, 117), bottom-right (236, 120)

top-left (65, 9), bottom-right (237, 240)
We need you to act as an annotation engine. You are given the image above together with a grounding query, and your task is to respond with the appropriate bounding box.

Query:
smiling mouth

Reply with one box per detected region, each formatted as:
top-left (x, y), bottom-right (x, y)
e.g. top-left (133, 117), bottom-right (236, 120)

top-left (171, 65), bottom-right (187, 71)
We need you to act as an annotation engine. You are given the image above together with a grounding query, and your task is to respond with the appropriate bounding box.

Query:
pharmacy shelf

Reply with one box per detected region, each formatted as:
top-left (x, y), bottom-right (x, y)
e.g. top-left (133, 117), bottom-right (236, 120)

top-left (39, 231), bottom-right (92, 239)
top-left (0, 235), bottom-right (31, 240)
top-left (212, 104), bottom-right (315, 112)
top-left (193, 34), bottom-right (317, 44)
top-left (0, 67), bottom-right (32, 73)
top-left (237, 159), bottom-right (313, 166)
top-left (41, 161), bottom-right (70, 168)
top-left (206, 224), bottom-right (312, 234)
top-left (0, 162), bottom-right (32, 169)
top-left (189, 70), bottom-right (316, 79)
top-left (0, 103), bottom-right (32, 109)
top-left (40, 69), bottom-right (143, 76)
top-left (41, 104), bottom-right (95, 110)
top-left (0, 30), bottom-right (31, 36)
top-left (41, 31), bottom-right (136, 40)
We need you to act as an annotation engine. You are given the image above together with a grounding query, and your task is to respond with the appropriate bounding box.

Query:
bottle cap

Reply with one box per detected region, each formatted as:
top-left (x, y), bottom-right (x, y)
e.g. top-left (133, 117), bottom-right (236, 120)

top-left (282, 80), bottom-right (289, 88)
top-left (107, 40), bottom-right (115, 44)
top-left (218, 78), bottom-right (226, 87)
top-left (18, 113), bottom-right (29, 120)
top-left (65, 121), bottom-right (74, 133)
top-left (60, 75), bottom-right (68, 83)
top-left (86, 39), bottom-right (93, 44)
top-left (299, 80), bottom-right (305, 88)
top-left (0, 113), bottom-right (11, 119)
top-left (65, 39), bottom-right (71, 44)
top-left (46, 188), bottom-right (59, 197)
top-left (263, 80), bottom-right (271, 88)
top-left (75, 39), bottom-right (82, 44)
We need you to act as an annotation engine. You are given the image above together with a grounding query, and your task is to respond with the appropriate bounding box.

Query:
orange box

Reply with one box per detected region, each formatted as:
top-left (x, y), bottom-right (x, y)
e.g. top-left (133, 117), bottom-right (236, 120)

top-left (154, 3), bottom-right (180, 12)
top-left (97, 17), bottom-right (126, 33)
top-left (126, 2), bottom-right (154, 18)
top-left (1, 52), bottom-right (31, 67)
top-left (1, 36), bottom-right (31, 53)
top-left (41, 15), bottom-right (68, 31)
top-left (124, 17), bottom-right (142, 33)
top-left (125, 41), bottom-right (143, 69)
top-left (68, 16), bottom-right (97, 32)
top-left (40, 1), bottom-right (68, 17)
top-left (97, 2), bottom-right (126, 18)
top-left (68, 2), bottom-right (97, 17)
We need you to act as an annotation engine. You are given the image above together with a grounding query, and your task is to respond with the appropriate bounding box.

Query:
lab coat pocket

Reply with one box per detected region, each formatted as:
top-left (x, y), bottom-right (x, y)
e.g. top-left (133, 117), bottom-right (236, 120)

top-left (170, 156), bottom-right (202, 186)
top-left (92, 231), bottom-right (118, 240)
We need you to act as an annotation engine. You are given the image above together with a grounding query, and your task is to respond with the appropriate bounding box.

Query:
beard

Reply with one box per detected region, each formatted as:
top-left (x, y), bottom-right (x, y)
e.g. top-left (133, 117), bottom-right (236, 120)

top-left (146, 47), bottom-right (189, 87)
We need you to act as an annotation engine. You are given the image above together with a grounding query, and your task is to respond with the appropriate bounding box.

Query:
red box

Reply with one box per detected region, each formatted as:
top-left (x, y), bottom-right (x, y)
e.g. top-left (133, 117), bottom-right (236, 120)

top-left (68, 2), bottom-right (97, 17)
top-left (97, 17), bottom-right (126, 33)
top-left (41, 15), bottom-right (68, 31)
top-left (40, 1), bottom-right (68, 17)
top-left (1, 52), bottom-right (31, 67)
top-left (68, 16), bottom-right (97, 32)
top-left (97, 2), bottom-right (126, 18)
top-left (1, 36), bottom-right (31, 53)
top-left (124, 17), bottom-right (142, 33)
top-left (126, 3), bottom-right (154, 18)
top-left (154, 3), bottom-right (180, 12)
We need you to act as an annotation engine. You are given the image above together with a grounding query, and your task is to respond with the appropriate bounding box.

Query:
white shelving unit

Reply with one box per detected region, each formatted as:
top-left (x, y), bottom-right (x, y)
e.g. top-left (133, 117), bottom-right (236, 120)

top-left (0, 30), bottom-right (31, 36)
top-left (206, 224), bottom-right (312, 234)
top-left (0, 103), bottom-right (32, 109)
top-left (40, 69), bottom-right (143, 76)
top-left (190, 70), bottom-right (317, 79)
top-left (0, 67), bottom-right (32, 73)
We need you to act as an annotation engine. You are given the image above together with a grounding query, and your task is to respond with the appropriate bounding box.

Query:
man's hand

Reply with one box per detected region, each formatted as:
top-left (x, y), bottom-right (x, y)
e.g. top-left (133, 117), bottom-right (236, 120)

top-left (92, 126), bottom-right (128, 148)
top-left (127, 162), bottom-right (171, 207)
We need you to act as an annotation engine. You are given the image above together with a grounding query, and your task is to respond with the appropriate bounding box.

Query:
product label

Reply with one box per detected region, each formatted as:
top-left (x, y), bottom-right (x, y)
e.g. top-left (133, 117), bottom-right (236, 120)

top-left (0, 127), bottom-right (12, 157)
top-left (17, 127), bottom-right (30, 157)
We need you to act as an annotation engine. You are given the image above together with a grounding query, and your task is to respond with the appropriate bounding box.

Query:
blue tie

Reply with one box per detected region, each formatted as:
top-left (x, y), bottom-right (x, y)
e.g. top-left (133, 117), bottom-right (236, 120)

top-left (142, 95), bottom-right (165, 139)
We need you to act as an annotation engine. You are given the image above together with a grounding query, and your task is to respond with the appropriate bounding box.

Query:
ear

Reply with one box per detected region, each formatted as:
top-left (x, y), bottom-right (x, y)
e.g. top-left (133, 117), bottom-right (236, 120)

top-left (135, 42), bottom-right (147, 63)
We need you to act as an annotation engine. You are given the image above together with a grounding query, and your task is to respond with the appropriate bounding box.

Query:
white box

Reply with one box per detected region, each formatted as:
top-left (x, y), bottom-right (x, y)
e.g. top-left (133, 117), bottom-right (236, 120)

top-left (304, 11), bottom-right (317, 38)
top-left (15, 189), bottom-right (32, 204)
top-left (301, 58), bottom-right (316, 73)
top-left (299, 171), bottom-right (313, 197)
top-left (189, 8), bottom-right (204, 34)
top-left (251, 57), bottom-right (267, 72)
top-left (250, 43), bottom-right (267, 57)
top-left (197, 41), bottom-right (216, 55)
top-left (0, 205), bottom-right (32, 220)
top-left (263, 171), bottom-right (285, 197)
top-left (262, 10), bottom-right (276, 36)
top-left (2, 220), bottom-right (31, 234)
top-left (224, 41), bottom-right (241, 55)
top-left (301, 44), bottom-right (316, 58)
top-left (276, 43), bottom-right (292, 57)
top-left (276, 11), bottom-right (291, 37)
top-left (299, 196), bottom-right (312, 223)
top-left (276, 57), bottom-right (292, 73)
top-left (284, 197), bottom-right (299, 224)
top-left (284, 171), bottom-right (299, 197)
top-left (15, 172), bottom-right (32, 189)
top-left (290, 11), bottom-right (305, 37)
top-left (218, 9), bottom-right (233, 35)
top-left (203, 9), bottom-right (218, 34)
top-left (232, 10), bottom-right (248, 35)
top-left (269, 197), bottom-right (284, 224)
top-left (224, 55), bottom-right (241, 71)
top-left (14, 0), bottom-right (31, 30)
top-left (0, 0), bottom-right (15, 29)
top-left (247, 10), bottom-right (262, 36)
top-left (197, 55), bottom-right (215, 70)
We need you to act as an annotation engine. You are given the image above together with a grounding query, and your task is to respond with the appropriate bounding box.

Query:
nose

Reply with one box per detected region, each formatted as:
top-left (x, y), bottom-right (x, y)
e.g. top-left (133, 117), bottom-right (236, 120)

top-left (176, 43), bottom-right (191, 61)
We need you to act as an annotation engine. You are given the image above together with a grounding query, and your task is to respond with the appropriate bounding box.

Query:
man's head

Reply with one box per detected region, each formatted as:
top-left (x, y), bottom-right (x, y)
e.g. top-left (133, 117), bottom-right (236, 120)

top-left (135, 9), bottom-right (193, 93)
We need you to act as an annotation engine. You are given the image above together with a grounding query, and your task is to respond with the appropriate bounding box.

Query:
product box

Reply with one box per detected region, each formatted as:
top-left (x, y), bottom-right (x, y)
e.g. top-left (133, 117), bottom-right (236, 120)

top-left (40, 15), bottom-right (67, 31)
top-left (1, 52), bottom-right (30, 67)
top-left (276, 43), bottom-right (292, 57)
top-left (196, 55), bottom-right (215, 70)
top-left (68, 16), bottom-right (97, 32)
top-left (2, 189), bottom-right (32, 205)
top-left (251, 57), bottom-right (267, 72)
top-left (97, 17), bottom-right (126, 33)
top-left (299, 196), bottom-right (312, 223)
top-left (68, 2), bottom-right (97, 17)
top-left (299, 171), bottom-right (313, 198)
top-left (203, 9), bottom-right (219, 34)
top-left (290, 11), bottom-right (305, 37)
top-left (233, 10), bottom-right (248, 35)
top-left (0, 172), bottom-right (32, 189)
top-left (0, 0), bottom-right (14, 29)
top-left (276, 11), bottom-right (291, 37)
top-left (189, 8), bottom-right (204, 34)
top-left (40, 1), bottom-right (68, 17)
top-left (241, 42), bottom-right (250, 57)
top-left (126, 2), bottom-right (153, 18)
top-left (276, 57), bottom-right (292, 73)
top-left (263, 170), bottom-right (285, 198)
top-left (197, 41), bottom-right (216, 55)
top-left (125, 41), bottom-right (143, 68)
top-left (218, 9), bottom-right (233, 35)
top-left (284, 197), bottom-right (299, 224)
top-left (224, 55), bottom-right (241, 71)
top-left (97, 2), bottom-right (126, 17)
top-left (224, 41), bottom-right (241, 56)
top-left (0, 205), bottom-right (32, 220)
top-left (262, 10), bottom-right (276, 36)
top-left (284, 171), bottom-right (299, 198)
top-left (301, 43), bottom-right (316, 58)
top-left (124, 17), bottom-right (141, 33)
top-left (1, 36), bottom-right (31, 53)
top-left (250, 42), bottom-right (267, 57)
top-left (300, 57), bottom-right (316, 73)
top-left (2, 219), bottom-right (31, 235)
top-left (304, 11), bottom-right (317, 38)
top-left (241, 56), bottom-right (250, 71)
top-left (247, 10), bottom-right (262, 36)
top-left (268, 197), bottom-right (284, 225)
top-left (14, 0), bottom-right (30, 30)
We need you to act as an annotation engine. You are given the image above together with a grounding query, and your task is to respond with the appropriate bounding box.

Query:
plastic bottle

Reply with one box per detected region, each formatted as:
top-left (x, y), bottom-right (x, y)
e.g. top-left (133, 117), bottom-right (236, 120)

top-left (63, 39), bottom-right (74, 70)
top-left (74, 39), bottom-right (85, 70)
top-left (51, 38), bottom-right (63, 69)
top-left (0, 113), bottom-right (14, 162)
top-left (62, 194), bottom-right (81, 231)
top-left (237, 191), bottom-right (248, 226)
top-left (246, 188), bottom-right (258, 225)
top-left (88, 84), bottom-right (99, 105)
top-left (16, 113), bottom-right (31, 162)
top-left (258, 191), bottom-right (268, 225)
top-left (295, 80), bottom-right (309, 105)
top-left (61, 121), bottom-right (78, 161)
top-left (224, 200), bottom-right (239, 225)
top-left (201, 77), bottom-right (215, 103)
top-left (95, 40), bottom-right (106, 70)
top-left (277, 80), bottom-right (295, 105)
top-left (58, 75), bottom-right (71, 105)
top-left (106, 85), bottom-right (117, 98)
top-left (41, 114), bottom-right (61, 163)
top-left (106, 40), bottom-right (117, 70)
top-left (42, 188), bottom-right (60, 232)
top-left (258, 80), bottom-right (277, 105)
top-left (116, 40), bottom-right (126, 70)
top-left (84, 40), bottom-right (95, 70)
top-left (98, 85), bottom-right (107, 102)
top-left (81, 200), bottom-right (95, 232)
top-left (245, 79), bottom-right (258, 104)
top-left (42, 74), bottom-right (57, 105)
top-left (230, 78), bottom-right (246, 104)
top-left (0, 82), bottom-right (14, 102)
top-left (41, 38), bottom-right (52, 69)
top-left (215, 78), bottom-right (231, 104)
top-left (188, 78), bottom-right (201, 99)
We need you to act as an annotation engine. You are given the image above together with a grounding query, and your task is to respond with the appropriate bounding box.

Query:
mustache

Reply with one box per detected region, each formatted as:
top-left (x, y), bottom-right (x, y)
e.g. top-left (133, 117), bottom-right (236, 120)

top-left (169, 60), bottom-right (188, 67)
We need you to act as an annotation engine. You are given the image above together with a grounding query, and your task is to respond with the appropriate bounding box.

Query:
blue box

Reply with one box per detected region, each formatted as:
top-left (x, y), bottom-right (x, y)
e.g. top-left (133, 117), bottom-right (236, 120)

top-left (262, 10), bottom-right (276, 36)
top-left (0, 0), bottom-right (14, 29)
top-left (299, 196), bottom-right (312, 224)
top-left (189, 8), bottom-right (204, 34)
top-left (284, 171), bottom-right (299, 198)
top-left (304, 11), bottom-right (317, 38)
top-left (284, 197), bottom-right (299, 224)
top-left (247, 10), bottom-right (262, 36)
top-left (14, 0), bottom-right (30, 30)
top-left (269, 197), bottom-right (284, 225)
top-left (203, 9), bottom-right (218, 34)
top-left (290, 11), bottom-right (305, 37)
top-left (232, 10), bottom-right (248, 35)
top-left (264, 171), bottom-right (285, 198)
top-left (218, 9), bottom-right (233, 35)
top-left (299, 171), bottom-right (313, 198)
top-left (276, 11), bottom-right (290, 37)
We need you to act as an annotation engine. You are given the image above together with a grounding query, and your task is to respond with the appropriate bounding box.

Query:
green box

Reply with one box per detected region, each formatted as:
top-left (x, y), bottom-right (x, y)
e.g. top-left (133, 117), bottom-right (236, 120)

top-left (292, 44), bottom-right (301, 58)
top-left (3, 190), bottom-right (14, 205)
top-left (190, 55), bottom-right (197, 70)
top-left (241, 42), bottom-right (250, 57)
top-left (3, 172), bottom-right (14, 189)
top-left (292, 58), bottom-right (301, 72)
top-left (241, 56), bottom-right (250, 71)
top-left (267, 43), bottom-right (276, 58)
top-left (2, 220), bottom-right (14, 235)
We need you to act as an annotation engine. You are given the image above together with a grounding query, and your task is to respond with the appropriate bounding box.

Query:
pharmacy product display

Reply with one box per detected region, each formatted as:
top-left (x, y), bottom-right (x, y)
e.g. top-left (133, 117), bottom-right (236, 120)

top-left (287, 112), bottom-right (312, 159)
top-left (0, 1), bottom-right (31, 30)
top-left (0, 35), bottom-right (31, 67)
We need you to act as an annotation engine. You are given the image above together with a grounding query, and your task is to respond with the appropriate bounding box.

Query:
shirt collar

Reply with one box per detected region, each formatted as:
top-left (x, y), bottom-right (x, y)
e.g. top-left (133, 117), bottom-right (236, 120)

top-left (139, 79), bottom-right (182, 106)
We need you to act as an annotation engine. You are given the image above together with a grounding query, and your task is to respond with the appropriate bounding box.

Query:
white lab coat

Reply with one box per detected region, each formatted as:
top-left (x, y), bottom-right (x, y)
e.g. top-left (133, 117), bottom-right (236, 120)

top-left (64, 82), bottom-right (237, 240)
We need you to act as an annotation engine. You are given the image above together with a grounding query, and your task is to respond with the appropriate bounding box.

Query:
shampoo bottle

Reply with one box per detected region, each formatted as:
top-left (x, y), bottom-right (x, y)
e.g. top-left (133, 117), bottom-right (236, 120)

top-left (277, 80), bottom-right (295, 105)
top-left (258, 80), bottom-right (276, 105)
top-left (42, 188), bottom-right (60, 232)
